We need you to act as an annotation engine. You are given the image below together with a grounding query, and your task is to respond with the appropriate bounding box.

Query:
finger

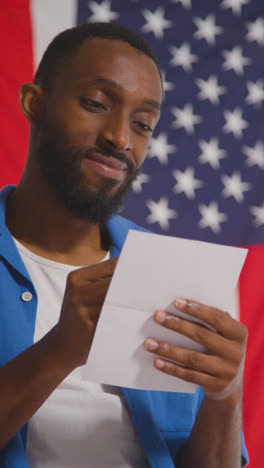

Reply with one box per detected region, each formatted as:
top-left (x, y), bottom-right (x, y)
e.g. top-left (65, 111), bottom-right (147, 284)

top-left (153, 358), bottom-right (227, 392)
top-left (153, 309), bottom-right (235, 357)
top-left (65, 276), bottom-right (112, 308)
top-left (66, 257), bottom-right (118, 287)
top-left (144, 338), bottom-right (236, 379)
top-left (172, 298), bottom-right (247, 343)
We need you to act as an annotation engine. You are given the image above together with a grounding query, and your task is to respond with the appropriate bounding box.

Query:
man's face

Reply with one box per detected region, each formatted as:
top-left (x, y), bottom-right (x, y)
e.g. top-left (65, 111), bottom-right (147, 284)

top-left (34, 38), bottom-right (162, 223)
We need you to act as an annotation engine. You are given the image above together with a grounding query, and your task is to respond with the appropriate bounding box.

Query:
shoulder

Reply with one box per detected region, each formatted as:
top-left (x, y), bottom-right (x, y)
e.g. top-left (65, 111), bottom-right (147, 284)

top-left (108, 214), bottom-right (149, 233)
top-left (106, 214), bottom-right (150, 254)
top-left (0, 185), bottom-right (16, 233)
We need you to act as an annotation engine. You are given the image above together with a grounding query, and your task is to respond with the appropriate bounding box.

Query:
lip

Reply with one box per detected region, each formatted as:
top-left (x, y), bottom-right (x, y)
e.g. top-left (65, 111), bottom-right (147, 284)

top-left (86, 152), bottom-right (127, 170)
top-left (83, 153), bottom-right (127, 181)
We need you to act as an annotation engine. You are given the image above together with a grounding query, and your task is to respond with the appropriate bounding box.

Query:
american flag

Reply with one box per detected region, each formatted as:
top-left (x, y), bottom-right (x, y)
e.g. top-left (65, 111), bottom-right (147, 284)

top-left (1, 1), bottom-right (264, 466)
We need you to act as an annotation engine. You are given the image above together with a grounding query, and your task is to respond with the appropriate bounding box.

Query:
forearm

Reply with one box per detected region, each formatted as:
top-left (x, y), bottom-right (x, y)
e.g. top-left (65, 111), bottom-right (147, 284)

top-left (178, 392), bottom-right (242, 468)
top-left (0, 327), bottom-right (73, 450)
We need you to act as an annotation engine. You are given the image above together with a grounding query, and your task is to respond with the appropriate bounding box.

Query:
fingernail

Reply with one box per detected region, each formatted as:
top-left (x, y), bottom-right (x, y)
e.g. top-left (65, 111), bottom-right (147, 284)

top-left (175, 298), bottom-right (188, 309)
top-left (145, 338), bottom-right (159, 352)
top-left (155, 310), bottom-right (166, 323)
top-left (155, 359), bottom-right (165, 369)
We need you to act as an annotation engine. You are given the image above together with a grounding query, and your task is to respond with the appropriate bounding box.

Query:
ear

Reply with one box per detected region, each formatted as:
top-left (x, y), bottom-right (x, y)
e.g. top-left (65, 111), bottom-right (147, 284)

top-left (18, 83), bottom-right (44, 126)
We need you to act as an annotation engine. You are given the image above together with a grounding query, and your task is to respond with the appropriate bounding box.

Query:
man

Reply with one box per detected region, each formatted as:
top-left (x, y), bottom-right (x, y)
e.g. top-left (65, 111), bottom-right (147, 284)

top-left (0, 22), bottom-right (248, 467)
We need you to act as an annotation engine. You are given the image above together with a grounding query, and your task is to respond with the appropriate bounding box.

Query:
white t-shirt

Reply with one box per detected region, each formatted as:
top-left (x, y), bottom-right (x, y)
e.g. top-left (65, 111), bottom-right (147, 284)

top-left (14, 239), bottom-right (148, 468)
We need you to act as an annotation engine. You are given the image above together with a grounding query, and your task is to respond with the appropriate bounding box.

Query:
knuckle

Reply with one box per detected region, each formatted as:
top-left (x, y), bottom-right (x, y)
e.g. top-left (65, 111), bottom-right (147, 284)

top-left (195, 325), bottom-right (208, 342)
top-left (66, 271), bottom-right (79, 289)
top-left (159, 342), bottom-right (170, 357)
top-left (225, 310), bottom-right (233, 320)
top-left (229, 365), bottom-right (238, 380)
top-left (68, 290), bottom-right (80, 308)
top-left (85, 318), bottom-right (97, 334)
top-left (104, 275), bottom-right (113, 288)
top-left (186, 301), bottom-right (200, 315)
top-left (92, 284), bottom-right (107, 304)
top-left (77, 304), bottom-right (88, 320)
top-left (222, 363), bottom-right (237, 380)
top-left (239, 323), bottom-right (248, 341)
top-left (213, 309), bottom-right (225, 329)
top-left (188, 352), bottom-right (200, 368)
top-left (231, 347), bottom-right (244, 366)
top-left (184, 370), bottom-right (196, 383)
top-left (229, 318), bottom-right (248, 344)
top-left (170, 315), bottom-right (181, 330)
top-left (165, 361), bottom-right (179, 377)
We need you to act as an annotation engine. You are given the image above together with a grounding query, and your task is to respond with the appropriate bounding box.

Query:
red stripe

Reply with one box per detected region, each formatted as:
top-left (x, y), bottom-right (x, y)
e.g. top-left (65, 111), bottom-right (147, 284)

top-left (239, 245), bottom-right (264, 467)
top-left (0, 0), bottom-right (33, 188)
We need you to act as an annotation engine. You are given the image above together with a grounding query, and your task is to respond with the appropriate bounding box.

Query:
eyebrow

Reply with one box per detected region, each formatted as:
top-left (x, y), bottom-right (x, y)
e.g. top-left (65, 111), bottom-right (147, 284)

top-left (95, 76), bottom-right (161, 111)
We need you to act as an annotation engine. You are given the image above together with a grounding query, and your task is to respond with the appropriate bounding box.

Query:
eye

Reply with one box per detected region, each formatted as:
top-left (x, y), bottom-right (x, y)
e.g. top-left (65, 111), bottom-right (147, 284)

top-left (80, 97), bottom-right (107, 111)
top-left (134, 121), bottom-right (153, 135)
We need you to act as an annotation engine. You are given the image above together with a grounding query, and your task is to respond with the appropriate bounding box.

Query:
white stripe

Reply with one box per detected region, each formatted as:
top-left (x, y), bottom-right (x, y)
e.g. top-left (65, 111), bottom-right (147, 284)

top-left (30, 0), bottom-right (78, 71)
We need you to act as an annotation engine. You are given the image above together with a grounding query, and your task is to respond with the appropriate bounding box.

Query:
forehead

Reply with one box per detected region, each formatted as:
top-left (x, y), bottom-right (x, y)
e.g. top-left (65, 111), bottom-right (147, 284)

top-left (55, 38), bottom-right (162, 103)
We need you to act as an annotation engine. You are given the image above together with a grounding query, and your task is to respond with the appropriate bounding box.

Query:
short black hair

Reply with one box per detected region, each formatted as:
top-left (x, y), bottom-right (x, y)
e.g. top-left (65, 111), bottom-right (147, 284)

top-left (34, 22), bottom-right (162, 91)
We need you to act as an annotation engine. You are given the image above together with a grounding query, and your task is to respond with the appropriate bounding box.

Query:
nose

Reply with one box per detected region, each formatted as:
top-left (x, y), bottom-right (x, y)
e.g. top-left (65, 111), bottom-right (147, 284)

top-left (97, 111), bottom-right (132, 154)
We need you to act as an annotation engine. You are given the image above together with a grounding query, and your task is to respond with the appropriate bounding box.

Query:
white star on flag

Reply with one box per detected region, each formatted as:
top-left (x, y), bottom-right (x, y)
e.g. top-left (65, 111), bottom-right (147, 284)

top-left (250, 203), bottom-right (264, 226)
top-left (221, 172), bottom-right (251, 202)
top-left (88, 0), bottom-right (119, 22)
top-left (245, 80), bottom-right (264, 107)
top-left (148, 132), bottom-right (177, 164)
top-left (171, 0), bottom-right (192, 9)
top-left (193, 14), bottom-right (223, 45)
top-left (161, 71), bottom-right (175, 96)
top-left (222, 46), bottom-right (251, 75)
top-left (242, 141), bottom-right (264, 169)
top-left (169, 43), bottom-right (199, 72)
top-left (146, 197), bottom-right (177, 230)
top-left (171, 103), bottom-right (202, 134)
top-left (173, 167), bottom-right (203, 199)
top-left (246, 18), bottom-right (264, 46)
top-left (142, 7), bottom-right (172, 39)
top-left (199, 202), bottom-right (228, 233)
top-left (196, 75), bottom-right (226, 104)
top-left (198, 138), bottom-right (227, 169)
top-left (132, 173), bottom-right (151, 193)
top-left (221, 0), bottom-right (249, 16)
top-left (223, 107), bottom-right (248, 139)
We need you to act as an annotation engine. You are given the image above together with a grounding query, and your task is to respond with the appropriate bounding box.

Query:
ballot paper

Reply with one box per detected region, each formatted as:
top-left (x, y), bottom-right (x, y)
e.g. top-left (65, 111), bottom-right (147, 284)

top-left (84, 231), bottom-right (247, 393)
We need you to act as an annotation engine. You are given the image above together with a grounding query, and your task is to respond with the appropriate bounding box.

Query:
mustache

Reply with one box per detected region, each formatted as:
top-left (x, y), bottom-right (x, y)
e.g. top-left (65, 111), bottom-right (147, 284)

top-left (84, 147), bottom-right (136, 174)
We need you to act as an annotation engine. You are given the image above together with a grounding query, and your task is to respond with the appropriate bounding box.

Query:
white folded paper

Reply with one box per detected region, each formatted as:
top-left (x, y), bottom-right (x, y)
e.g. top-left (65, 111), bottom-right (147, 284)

top-left (84, 230), bottom-right (247, 393)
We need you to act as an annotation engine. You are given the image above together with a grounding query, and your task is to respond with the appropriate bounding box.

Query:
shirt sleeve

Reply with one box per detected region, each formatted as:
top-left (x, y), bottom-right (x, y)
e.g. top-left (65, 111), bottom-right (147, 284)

top-left (241, 430), bottom-right (249, 467)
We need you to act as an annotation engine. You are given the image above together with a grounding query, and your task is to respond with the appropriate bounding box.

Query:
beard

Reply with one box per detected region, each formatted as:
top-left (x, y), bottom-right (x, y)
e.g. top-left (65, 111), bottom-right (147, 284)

top-left (34, 114), bottom-right (140, 224)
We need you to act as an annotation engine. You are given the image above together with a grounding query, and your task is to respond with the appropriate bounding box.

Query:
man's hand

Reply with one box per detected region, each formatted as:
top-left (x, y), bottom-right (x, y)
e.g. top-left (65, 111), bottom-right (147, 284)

top-left (0, 257), bottom-right (117, 450)
top-left (144, 298), bottom-right (248, 401)
top-left (51, 257), bottom-right (118, 372)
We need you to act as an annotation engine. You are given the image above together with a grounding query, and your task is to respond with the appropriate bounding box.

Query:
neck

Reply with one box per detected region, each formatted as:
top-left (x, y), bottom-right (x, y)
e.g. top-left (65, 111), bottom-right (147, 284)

top-left (6, 173), bottom-right (111, 267)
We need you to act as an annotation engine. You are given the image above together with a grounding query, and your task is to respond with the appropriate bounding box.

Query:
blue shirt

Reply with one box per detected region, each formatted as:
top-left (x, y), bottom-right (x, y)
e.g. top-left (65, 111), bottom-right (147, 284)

top-left (0, 185), bottom-right (248, 467)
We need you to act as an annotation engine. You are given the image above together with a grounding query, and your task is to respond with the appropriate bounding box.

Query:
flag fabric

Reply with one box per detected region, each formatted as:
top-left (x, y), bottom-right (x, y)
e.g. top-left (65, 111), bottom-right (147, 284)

top-left (1, 1), bottom-right (264, 466)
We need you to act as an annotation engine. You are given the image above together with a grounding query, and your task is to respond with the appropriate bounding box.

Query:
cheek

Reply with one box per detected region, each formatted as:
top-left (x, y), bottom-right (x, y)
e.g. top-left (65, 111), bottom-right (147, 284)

top-left (133, 138), bottom-right (150, 169)
top-left (61, 114), bottom-right (104, 149)
top-left (47, 100), bottom-right (102, 145)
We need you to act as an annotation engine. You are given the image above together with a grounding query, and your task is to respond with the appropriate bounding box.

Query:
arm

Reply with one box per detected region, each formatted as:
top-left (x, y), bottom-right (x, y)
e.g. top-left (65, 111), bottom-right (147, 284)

top-left (177, 392), bottom-right (242, 468)
top-left (0, 257), bottom-right (117, 450)
top-left (144, 298), bottom-right (248, 468)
